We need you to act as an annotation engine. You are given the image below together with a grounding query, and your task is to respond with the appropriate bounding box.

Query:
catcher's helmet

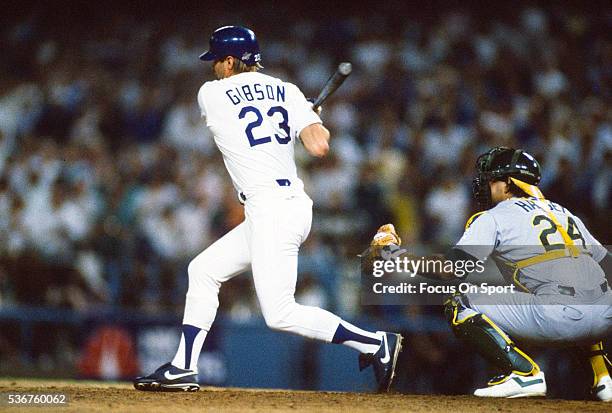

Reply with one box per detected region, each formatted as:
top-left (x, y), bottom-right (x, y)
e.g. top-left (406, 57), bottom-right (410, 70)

top-left (199, 26), bottom-right (262, 67)
top-left (472, 147), bottom-right (541, 210)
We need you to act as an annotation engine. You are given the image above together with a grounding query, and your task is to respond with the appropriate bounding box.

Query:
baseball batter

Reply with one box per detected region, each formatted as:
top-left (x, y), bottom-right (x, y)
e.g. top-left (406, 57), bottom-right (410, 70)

top-left (368, 147), bottom-right (611, 400)
top-left (134, 26), bottom-right (402, 392)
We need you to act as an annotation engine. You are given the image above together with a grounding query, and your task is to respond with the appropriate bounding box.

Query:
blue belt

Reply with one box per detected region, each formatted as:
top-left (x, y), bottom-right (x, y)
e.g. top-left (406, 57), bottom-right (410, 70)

top-left (239, 179), bottom-right (291, 202)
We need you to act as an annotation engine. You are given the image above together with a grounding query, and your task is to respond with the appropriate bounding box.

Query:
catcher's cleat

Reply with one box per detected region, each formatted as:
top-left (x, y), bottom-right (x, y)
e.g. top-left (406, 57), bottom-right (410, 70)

top-left (133, 362), bottom-right (199, 392)
top-left (594, 375), bottom-right (612, 402)
top-left (359, 332), bottom-right (403, 392)
top-left (474, 371), bottom-right (546, 398)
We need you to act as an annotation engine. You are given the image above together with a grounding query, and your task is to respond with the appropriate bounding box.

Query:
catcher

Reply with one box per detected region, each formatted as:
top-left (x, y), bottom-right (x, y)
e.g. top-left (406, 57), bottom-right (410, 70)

top-left (366, 147), bottom-right (611, 399)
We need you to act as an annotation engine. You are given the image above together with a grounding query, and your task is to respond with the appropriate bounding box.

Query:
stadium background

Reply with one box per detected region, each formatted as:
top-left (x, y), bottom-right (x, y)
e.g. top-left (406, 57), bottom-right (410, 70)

top-left (0, 0), bottom-right (610, 400)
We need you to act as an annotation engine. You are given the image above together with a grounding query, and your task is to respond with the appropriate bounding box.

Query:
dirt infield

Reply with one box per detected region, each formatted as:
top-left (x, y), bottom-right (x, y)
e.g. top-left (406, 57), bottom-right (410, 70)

top-left (0, 379), bottom-right (608, 413)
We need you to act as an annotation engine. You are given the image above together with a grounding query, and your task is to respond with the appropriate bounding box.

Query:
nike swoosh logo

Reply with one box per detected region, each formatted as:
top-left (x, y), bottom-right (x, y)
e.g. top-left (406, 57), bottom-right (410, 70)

top-left (164, 370), bottom-right (195, 380)
top-left (380, 334), bottom-right (390, 364)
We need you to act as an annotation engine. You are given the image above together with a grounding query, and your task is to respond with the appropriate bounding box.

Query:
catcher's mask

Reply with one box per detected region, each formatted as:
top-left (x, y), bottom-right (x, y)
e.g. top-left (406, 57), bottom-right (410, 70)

top-left (473, 147), bottom-right (542, 210)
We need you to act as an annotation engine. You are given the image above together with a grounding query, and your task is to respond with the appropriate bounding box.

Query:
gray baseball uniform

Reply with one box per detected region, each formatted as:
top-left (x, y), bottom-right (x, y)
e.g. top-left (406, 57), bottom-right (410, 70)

top-left (455, 197), bottom-right (611, 345)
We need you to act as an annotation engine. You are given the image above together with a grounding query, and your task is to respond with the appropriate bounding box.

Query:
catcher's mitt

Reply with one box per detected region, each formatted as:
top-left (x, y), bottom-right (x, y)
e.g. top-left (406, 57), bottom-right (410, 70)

top-left (360, 224), bottom-right (403, 274)
top-left (371, 224), bottom-right (401, 247)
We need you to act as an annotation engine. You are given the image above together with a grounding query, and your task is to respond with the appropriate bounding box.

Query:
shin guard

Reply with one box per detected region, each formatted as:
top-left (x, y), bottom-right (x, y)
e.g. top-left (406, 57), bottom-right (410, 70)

top-left (444, 294), bottom-right (539, 377)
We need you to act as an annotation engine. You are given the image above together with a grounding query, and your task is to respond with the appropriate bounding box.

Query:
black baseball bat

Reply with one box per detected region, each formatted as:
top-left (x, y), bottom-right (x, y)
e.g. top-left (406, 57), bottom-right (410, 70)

top-left (312, 62), bottom-right (352, 111)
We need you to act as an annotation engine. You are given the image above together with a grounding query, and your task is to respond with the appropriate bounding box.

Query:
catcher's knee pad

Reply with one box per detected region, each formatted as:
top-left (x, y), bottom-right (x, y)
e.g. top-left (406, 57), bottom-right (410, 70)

top-left (444, 293), bottom-right (475, 323)
top-left (445, 295), bottom-right (539, 376)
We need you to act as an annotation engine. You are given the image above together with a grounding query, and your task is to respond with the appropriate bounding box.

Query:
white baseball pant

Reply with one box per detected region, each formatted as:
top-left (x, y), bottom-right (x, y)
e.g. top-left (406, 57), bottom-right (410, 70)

top-left (184, 191), bottom-right (341, 338)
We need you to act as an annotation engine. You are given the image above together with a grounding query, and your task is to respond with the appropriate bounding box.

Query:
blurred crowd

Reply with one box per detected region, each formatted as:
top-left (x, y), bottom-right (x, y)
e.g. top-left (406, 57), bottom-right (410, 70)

top-left (0, 3), bottom-right (610, 321)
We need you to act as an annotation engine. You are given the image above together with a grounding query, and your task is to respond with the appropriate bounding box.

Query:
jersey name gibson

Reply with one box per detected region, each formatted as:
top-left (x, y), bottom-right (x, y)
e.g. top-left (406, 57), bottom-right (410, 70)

top-left (225, 83), bottom-right (286, 105)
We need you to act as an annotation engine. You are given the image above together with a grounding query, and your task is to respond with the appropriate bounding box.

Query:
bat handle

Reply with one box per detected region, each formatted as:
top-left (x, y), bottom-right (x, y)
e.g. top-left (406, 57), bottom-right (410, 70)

top-left (308, 98), bottom-right (322, 113)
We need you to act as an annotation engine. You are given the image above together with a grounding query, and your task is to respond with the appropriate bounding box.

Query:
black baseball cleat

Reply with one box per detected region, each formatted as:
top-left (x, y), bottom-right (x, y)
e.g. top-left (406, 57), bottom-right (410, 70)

top-left (133, 362), bottom-right (199, 392)
top-left (359, 331), bottom-right (403, 392)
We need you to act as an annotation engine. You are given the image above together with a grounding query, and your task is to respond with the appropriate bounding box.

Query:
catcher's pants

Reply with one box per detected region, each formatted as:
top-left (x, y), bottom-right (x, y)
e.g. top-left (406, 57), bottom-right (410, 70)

top-left (466, 290), bottom-right (612, 345)
top-left (183, 189), bottom-right (341, 341)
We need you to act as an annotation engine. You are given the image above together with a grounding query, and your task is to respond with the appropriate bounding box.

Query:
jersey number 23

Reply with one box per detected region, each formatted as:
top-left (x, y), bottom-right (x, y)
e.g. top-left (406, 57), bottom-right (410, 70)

top-left (239, 106), bottom-right (290, 147)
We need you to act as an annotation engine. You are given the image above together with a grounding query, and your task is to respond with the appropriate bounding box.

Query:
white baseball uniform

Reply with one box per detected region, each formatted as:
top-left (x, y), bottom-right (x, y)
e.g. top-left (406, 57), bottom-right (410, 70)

top-left (171, 71), bottom-right (383, 371)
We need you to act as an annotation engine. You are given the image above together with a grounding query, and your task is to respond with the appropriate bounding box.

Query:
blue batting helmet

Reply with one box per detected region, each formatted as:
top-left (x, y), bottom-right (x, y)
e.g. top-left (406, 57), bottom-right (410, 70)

top-left (199, 26), bottom-right (262, 66)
